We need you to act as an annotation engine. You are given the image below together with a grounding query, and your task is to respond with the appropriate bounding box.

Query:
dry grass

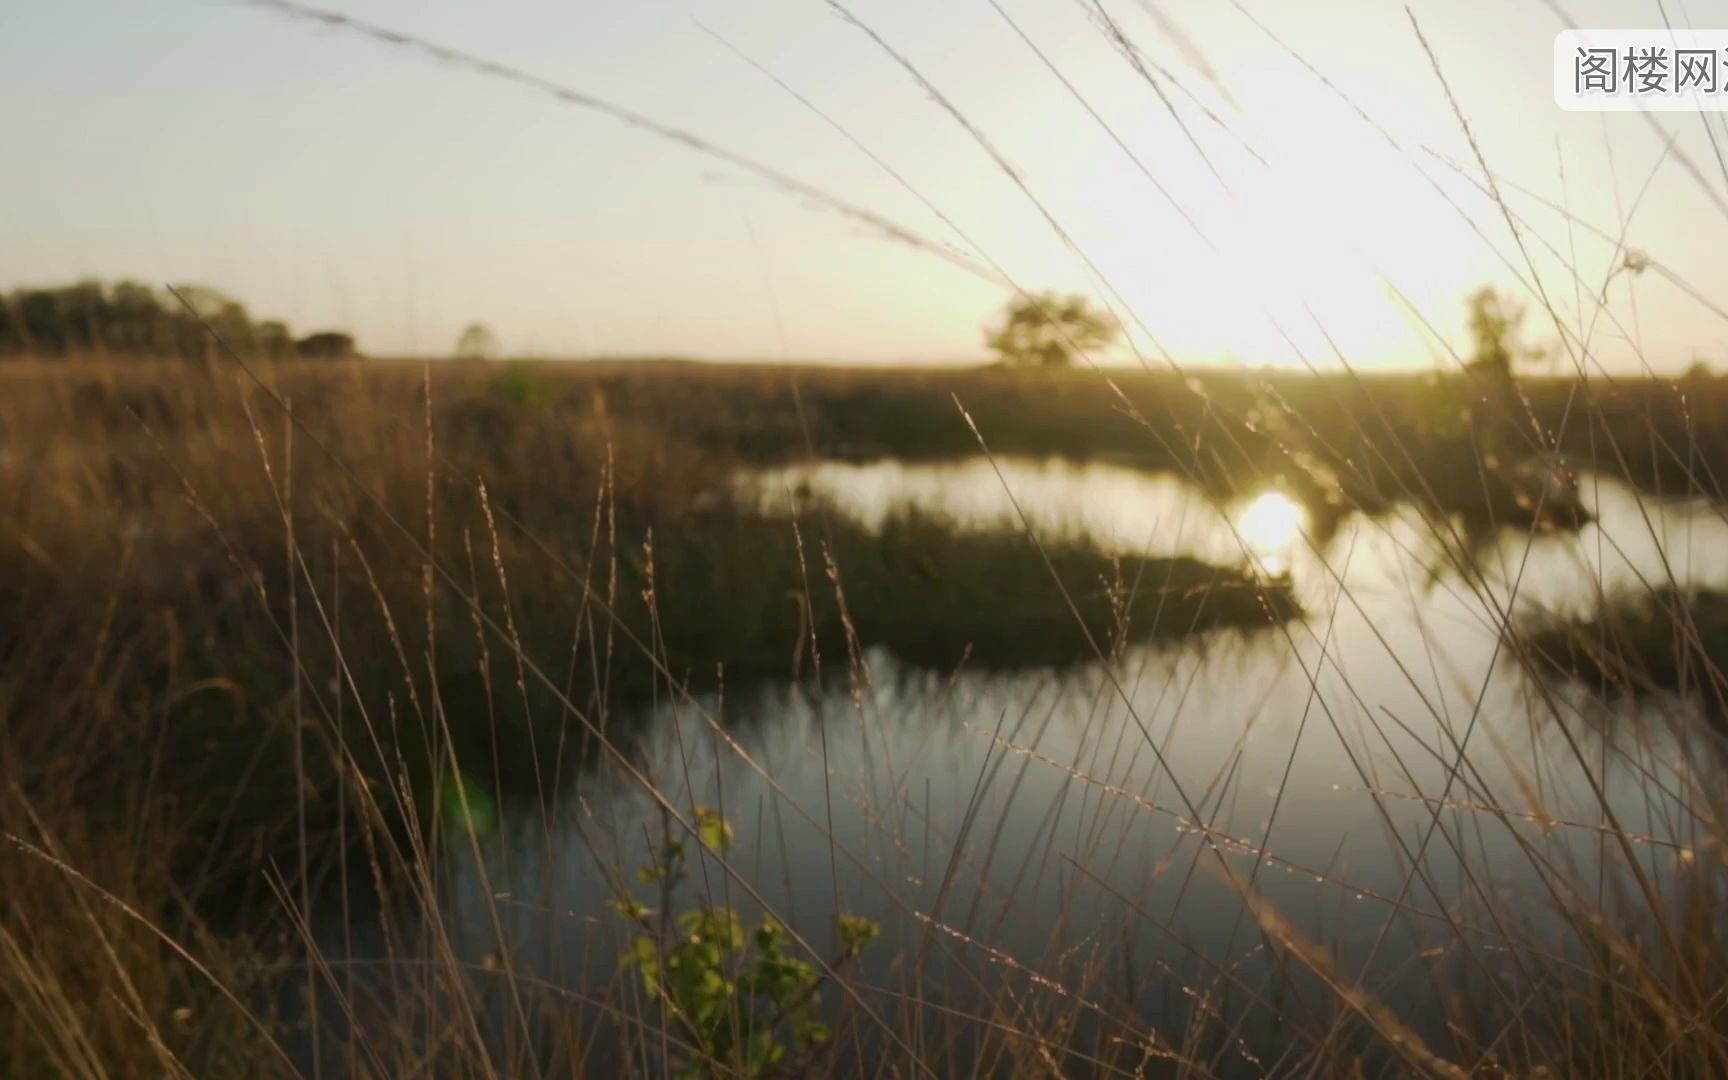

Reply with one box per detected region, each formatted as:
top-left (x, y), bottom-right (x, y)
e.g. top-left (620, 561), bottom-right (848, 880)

top-left (11, 3), bottom-right (1728, 1069)
top-left (1, 355), bottom-right (1727, 1076)
top-left (0, 358), bottom-right (1318, 1077)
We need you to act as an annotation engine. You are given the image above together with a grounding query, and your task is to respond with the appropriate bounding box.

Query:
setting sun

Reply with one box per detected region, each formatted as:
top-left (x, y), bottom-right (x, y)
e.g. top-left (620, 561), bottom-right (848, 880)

top-left (1238, 490), bottom-right (1307, 574)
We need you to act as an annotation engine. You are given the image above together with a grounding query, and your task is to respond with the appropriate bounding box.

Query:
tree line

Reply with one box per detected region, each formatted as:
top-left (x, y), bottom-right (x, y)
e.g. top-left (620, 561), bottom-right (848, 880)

top-left (0, 280), bottom-right (356, 360)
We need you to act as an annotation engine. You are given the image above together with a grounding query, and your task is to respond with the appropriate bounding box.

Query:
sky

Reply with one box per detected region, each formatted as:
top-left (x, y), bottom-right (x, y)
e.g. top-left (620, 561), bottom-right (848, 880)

top-left (4, 0), bottom-right (1728, 370)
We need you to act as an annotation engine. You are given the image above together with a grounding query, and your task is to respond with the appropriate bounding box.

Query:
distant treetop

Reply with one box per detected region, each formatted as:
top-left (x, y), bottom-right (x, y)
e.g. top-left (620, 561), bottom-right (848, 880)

top-left (0, 279), bottom-right (356, 361)
top-left (1462, 285), bottom-right (1544, 380)
top-left (455, 322), bottom-right (502, 362)
top-left (985, 292), bottom-right (1119, 368)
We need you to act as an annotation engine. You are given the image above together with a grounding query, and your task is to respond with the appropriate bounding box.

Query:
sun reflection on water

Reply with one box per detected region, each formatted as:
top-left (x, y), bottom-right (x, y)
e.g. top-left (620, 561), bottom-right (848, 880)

top-left (1237, 491), bottom-right (1306, 575)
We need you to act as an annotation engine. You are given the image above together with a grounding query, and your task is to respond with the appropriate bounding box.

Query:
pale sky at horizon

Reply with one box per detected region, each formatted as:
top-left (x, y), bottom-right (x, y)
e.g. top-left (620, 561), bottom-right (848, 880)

top-left (5, 0), bottom-right (1728, 371)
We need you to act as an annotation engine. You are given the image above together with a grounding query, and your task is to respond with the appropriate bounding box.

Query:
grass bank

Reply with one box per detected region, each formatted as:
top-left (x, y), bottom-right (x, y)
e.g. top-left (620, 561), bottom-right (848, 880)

top-left (1520, 585), bottom-right (1728, 724)
top-left (3, 358), bottom-right (1726, 1076)
top-left (0, 360), bottom-right (1304, 1076)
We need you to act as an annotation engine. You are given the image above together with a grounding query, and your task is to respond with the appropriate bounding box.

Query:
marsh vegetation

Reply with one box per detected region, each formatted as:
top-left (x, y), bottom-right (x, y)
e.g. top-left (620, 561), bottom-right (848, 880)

top-left (8, 1), bottom-right (1728, 1076)
top-left (3, 352), bottom-right (1728, 1076)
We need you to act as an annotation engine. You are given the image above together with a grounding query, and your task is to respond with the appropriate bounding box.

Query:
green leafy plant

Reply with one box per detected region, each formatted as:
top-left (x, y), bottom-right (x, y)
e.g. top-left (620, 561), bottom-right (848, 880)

top-left (612, 807), bottom-right (877, 1077)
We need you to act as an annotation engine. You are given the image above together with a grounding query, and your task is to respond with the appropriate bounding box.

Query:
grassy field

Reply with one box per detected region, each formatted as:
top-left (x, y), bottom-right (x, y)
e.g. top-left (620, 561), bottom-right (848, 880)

top-left (4, 356), bottom-right (1728, 1076)
top-left (0, 358), bottom-right (1306, 1075)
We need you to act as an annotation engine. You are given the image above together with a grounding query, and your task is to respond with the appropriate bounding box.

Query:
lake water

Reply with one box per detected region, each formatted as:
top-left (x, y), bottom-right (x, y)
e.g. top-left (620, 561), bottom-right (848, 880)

top-left (421, 457), bottom-right (1727, 1069)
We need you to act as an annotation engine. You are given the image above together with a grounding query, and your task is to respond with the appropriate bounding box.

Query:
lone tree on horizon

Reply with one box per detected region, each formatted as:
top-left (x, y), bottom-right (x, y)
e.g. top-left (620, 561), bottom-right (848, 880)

top-left (1460, 284), bottom-right (1548, 463)
top-left (985, 292), bottom-right (1119, 368)
top-left (456, 322), bottom-right (501, 362)
top-left (295, 331), bottom-right (357, 360)
top-left (1464, 285), bottom-right (1524, 380)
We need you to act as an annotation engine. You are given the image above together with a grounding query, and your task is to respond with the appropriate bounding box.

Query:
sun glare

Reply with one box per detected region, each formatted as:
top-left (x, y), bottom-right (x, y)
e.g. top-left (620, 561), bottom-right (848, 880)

top-left (1237, 491), bottom-right (1307, 575)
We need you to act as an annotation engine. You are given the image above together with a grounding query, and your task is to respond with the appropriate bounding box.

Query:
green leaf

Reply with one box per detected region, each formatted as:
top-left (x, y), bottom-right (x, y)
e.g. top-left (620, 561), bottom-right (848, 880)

top-left (838, 913), bottom-right (881, 957)
top-left (625, 936), bottom-right (662, 991)
top-left (797, 1019), bottom-right (831, 1047)
top-left (439, 768), bottom-right (496, 837)
top-left (754, 917), bottom-right (783, 953)
top-left (694, 806), bottom-right (734, 852)
top-left (609, 895), bottom-right (654, 921)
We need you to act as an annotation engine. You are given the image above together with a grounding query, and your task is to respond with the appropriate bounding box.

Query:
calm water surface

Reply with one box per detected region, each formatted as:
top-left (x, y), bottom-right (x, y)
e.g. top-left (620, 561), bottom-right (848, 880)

top-left (422, 457), bottom-right (1727, 1064)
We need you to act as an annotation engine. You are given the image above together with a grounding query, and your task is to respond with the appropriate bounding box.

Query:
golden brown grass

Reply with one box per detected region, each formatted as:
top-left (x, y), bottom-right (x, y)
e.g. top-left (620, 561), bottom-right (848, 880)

top-left (3, 356), bottom-right (1728, 1076)
top-left (0, 358), bottom-right (1305, 1076)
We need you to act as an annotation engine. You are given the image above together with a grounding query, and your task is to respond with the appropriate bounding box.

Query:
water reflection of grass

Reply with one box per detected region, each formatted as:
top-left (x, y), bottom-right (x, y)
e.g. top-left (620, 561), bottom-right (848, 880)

top-left (433, 360), bottom-right (1631, 532)
top-left (1520, 585), bottom-right (1728, 724)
